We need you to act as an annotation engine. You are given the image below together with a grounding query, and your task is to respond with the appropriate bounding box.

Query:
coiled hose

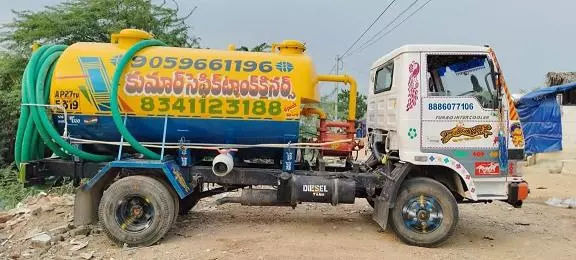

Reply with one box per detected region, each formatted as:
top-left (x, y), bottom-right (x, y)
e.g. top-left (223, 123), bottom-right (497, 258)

top-left (15, 39), bottom-right (167, 169)
top-left (110, 39), bottom-right (167, 160)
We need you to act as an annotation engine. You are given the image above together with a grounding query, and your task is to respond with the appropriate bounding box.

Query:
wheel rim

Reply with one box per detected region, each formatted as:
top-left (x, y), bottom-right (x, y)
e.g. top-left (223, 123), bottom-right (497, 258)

top-left (401, 194), bottom-right (443, 233)
top-left (115, 195), bottom-right (155, 232)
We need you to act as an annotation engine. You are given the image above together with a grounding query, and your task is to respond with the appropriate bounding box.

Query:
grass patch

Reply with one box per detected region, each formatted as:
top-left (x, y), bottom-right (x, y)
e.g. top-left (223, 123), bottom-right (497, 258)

top-left (0, 166), bottom-right (40, 210)
top-left (0, 166), bottom-right (78, 210)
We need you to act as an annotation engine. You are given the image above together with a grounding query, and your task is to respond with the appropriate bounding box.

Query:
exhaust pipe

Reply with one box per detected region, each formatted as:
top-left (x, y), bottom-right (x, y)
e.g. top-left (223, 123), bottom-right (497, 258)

top-left (212, 152), bottom-right (234, 176)
top-left (216, 189), bottom-right (290, 206)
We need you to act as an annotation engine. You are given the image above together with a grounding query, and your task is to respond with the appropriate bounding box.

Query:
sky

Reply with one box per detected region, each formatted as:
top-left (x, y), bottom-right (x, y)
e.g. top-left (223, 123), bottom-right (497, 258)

top-left (1, 0), bottom-right (575, 95)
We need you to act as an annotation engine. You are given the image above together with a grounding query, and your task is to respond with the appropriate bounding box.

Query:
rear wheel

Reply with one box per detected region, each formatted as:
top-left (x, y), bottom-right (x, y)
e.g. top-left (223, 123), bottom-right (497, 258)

top-left (98, 175), bottom-right (176, 246)
top-left (161, 178), bottom-right (180, 223)
top-left (389, 177), bottom-right (458, 247)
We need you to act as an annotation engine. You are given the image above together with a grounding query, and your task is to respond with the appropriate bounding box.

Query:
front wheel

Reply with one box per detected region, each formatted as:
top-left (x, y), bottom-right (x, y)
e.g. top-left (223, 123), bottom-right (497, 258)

top-left (389, 177), bottom-right (458, 247)
top-left (98, 175), bottom-right (176, 247)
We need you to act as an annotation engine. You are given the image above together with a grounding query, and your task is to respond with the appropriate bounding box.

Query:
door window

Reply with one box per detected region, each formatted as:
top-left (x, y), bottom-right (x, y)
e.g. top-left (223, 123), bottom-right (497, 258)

top-left (427, 55), bottom-right (497, 109)
top-left (374, 62), bottom-right (394, 94)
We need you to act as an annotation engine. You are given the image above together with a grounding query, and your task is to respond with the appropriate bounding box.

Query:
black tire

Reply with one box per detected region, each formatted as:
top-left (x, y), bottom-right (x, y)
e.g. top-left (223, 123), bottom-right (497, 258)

top-left (156, 177), bottom-right (180, 223)
top-left (98, 175), bottom-right (176, 247)
top-left (389, 177), bottom-right (458, 247)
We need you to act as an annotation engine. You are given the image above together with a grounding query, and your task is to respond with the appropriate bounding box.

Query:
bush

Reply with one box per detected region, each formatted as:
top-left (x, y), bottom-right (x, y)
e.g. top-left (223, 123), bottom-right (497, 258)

top-left (0, 89), bottom-right (21, 167)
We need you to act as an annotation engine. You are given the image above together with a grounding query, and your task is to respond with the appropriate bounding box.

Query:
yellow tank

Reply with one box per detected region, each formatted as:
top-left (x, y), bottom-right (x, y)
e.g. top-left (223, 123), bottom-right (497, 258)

top-left (48, 29), bottom-right (322, 145)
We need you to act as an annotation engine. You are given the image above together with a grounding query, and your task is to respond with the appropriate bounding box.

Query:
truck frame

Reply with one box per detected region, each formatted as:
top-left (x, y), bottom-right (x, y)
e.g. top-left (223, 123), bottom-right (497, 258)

top-left (19, 43), bottom-right (528, 248)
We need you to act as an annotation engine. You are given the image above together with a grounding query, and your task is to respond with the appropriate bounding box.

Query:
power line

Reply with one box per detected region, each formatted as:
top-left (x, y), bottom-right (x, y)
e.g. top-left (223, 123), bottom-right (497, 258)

top-left (326, 0), bottom-right (402, 74)
top-left (339, 0), bottom-right (398, 58)
top-left (345, 0), bottom-right (420, 58)
top-left (328, 61), bottom-right (337, 74)
top-left (346, 0), bottom-right (433, 56)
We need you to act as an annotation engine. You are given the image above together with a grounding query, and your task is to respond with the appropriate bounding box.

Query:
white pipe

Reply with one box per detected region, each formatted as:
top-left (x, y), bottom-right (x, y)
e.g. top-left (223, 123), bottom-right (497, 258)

top-left (212, 152), bottom-right (234, 176)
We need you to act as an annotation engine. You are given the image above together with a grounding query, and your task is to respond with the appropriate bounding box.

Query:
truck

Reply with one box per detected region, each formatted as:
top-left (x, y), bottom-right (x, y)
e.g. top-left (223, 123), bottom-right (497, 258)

top-left (16, 29), bottom-right (529, 248)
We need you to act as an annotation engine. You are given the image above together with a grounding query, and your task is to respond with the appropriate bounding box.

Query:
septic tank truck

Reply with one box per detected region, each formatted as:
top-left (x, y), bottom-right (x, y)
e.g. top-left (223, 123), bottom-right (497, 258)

top-left (16, 29), bottom-right (528, 248)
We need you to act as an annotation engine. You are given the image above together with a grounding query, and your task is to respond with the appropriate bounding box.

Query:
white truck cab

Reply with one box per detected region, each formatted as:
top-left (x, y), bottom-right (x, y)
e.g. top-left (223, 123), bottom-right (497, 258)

top-left (367, 44), bottom-right (527, 205)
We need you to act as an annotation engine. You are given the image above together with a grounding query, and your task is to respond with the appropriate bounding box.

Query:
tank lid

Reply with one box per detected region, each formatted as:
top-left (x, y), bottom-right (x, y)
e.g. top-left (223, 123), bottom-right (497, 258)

top-left (276, 40), bottom-right (306, 55)
top-left (111, 29), bottom-right (153, 48)
top-left (119, 29), bottom-right (153, 39)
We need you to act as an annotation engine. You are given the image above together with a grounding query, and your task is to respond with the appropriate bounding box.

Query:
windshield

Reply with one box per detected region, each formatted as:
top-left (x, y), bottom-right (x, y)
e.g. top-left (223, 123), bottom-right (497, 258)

top-left (428, 55), bottom-right (497, 109)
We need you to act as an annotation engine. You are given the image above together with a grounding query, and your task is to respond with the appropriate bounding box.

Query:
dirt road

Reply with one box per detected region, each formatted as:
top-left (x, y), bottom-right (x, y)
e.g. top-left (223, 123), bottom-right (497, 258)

top-left (2, 152), bottom-right (576, 260)
top-left (108, 197), bottom-right (575, 260)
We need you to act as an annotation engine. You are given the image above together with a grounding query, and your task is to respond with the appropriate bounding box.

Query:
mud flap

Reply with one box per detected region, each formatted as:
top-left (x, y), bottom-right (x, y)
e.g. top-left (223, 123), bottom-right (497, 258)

top-left (74, 169), bottom-right (112, 226)
top-left (371, 162), bottom-right (413, 230)
top-left (74, 186), bottom-right (101, 226)
top-left (372, 197), bottom-right (390, 229)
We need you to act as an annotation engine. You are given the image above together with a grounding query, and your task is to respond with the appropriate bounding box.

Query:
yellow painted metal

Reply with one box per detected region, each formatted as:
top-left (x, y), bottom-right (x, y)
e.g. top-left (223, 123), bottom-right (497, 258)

top-left (111, 29), bottom-right (153, 49)
top-left (275, 40), bottom-right (306, 55)
top-left (301, 107), bottom-right (326, 120)
top-left (50, 30), bottom-right (322, 122)
top-left (31, 42), bottom-right (40, 52)
top-left (316, 74), bottom-right (357, 121)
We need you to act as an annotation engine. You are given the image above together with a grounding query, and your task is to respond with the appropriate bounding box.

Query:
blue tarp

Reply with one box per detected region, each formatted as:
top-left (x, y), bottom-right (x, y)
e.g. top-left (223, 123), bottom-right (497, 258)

top-left (437, 58), bottom-right (486, 76)
top-left (516, 82), bottom-right (576, 154)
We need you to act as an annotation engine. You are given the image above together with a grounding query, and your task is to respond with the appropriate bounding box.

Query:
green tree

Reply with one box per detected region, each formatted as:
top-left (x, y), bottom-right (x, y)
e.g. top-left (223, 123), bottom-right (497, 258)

top-left (1, 0), bottom-right (199, 52)
top-left (0, 0), bottom-right (200, 167)
top-left (0, 53), bottom-right (26, 91)
top-left (319, 89), bottom-right (367, 121)
top-left (336, 89), bottom-right (367, 120)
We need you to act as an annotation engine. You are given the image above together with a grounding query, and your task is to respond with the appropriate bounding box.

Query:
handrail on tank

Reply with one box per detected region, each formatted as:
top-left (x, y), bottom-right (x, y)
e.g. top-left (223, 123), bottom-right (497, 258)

top-left (316, 74), bottom-right (357, 121)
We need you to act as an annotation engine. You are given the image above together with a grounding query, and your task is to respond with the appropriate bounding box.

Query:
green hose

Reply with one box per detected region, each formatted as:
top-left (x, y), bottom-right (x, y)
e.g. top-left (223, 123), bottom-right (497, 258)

top-left (15, 45), bottom-right (112, 169)
top-left (15, 39), bottom-right (168, 169)
top-left (110, 39), bottom-right (167, 160)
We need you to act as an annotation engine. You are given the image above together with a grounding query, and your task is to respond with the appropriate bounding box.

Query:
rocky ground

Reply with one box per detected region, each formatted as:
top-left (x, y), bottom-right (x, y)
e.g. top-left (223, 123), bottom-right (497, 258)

top-left (0, 151), bottom-right (575, 260)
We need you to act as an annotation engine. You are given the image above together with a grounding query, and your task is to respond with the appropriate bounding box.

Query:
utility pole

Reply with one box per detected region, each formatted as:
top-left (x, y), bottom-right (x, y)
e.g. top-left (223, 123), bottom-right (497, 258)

top-left (334, 55), bottom-right (340, 120)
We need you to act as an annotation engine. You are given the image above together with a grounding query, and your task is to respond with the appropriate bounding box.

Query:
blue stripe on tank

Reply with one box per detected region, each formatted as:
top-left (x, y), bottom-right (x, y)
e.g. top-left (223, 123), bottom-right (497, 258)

top-left (56, 115), bottom-right (300, 145)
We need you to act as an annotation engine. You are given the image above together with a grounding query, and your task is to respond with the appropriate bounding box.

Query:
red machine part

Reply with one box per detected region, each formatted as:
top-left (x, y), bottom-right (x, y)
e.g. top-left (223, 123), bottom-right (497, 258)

top-left (319, 119), bottom-right (364, 157)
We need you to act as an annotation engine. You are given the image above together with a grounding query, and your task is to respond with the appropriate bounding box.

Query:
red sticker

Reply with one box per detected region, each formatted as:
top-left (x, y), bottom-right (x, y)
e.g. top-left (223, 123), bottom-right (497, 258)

top-left (474, 162), bottom-right (500, 175)
top-left (472, 151), bottom-right (485, 157)
top-left (508, 162), bottom-right (515, 176)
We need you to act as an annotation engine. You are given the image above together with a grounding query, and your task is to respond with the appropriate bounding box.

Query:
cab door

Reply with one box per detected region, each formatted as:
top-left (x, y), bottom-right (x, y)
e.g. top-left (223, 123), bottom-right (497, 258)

top-left (367, 59), bottom-right (398, 148)
top-left (419, 52), bottom-right (506, 199)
